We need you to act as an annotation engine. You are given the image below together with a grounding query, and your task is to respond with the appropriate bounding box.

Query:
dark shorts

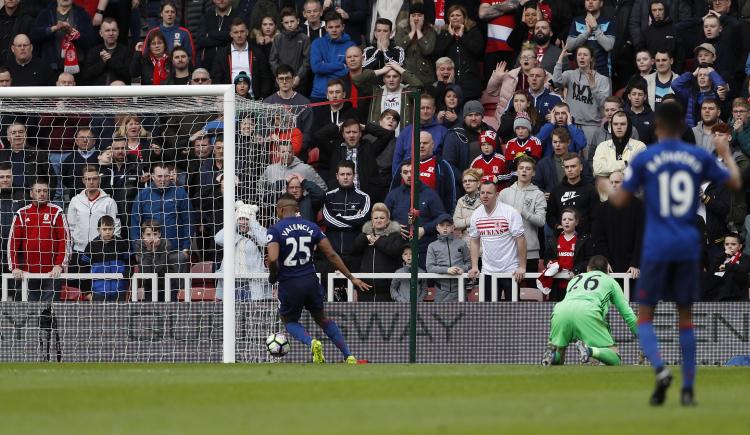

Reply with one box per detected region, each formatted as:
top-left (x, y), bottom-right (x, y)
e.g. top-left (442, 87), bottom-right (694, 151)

top-left (636, 261), bottom-right (701, 307)
top-left (278, 274), bottom-right (325, 322)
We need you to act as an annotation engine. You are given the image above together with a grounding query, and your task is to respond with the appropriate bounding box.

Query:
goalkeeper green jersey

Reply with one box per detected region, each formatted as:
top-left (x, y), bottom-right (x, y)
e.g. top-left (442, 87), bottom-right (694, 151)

top-left (563, 271), bottom-right (638, 336)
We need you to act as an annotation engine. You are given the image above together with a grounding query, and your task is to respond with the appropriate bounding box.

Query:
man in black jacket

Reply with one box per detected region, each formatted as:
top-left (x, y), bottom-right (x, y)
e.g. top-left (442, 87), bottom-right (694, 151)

top-left (0, 163), bottom-right (24, 277)
top-left (0, 0), bottom-right (32, 65)
top-left (546, 152), bottom-right (598, 236)
top-left (99, 137), bottom-right (143, 236)
top-left (81, 18), bottom-right (130, 85)
top-left (0, 122), bottom-right (55, 193)
top-left (211, 17), bottom-right (273, 98)
top-left (3, 34), bottom-right (54, 86)
top-left (196, 0), bottom-right (239, 69)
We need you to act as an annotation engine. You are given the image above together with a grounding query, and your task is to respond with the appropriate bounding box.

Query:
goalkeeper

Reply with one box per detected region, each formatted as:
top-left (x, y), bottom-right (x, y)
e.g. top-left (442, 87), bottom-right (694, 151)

top-left (542, 255), bottom-right (637, 366)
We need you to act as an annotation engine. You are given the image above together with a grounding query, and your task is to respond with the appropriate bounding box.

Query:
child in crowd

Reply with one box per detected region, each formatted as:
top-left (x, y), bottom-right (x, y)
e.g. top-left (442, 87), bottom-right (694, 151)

top-left (704, 233), bottom-right (750, 301)
top-left (504, 112), bottom-right (543, 173)
top-left (390, 246), bottom-right (427, 302)
top-left (426, 214), bottom-right (471, 302)
top-left (135, 219), bottom-right (188, 301)
top-left (538, 208), bottom-right (592, 302)
top-left (470, 130), bottom-right (510, 189)
top-left (79, 215), bottom-right (131, 302)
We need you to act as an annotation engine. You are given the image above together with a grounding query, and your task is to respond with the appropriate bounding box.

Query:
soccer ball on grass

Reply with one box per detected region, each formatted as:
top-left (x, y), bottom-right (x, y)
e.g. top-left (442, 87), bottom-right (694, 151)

top-left (266, 333), bottom-right (290, 357)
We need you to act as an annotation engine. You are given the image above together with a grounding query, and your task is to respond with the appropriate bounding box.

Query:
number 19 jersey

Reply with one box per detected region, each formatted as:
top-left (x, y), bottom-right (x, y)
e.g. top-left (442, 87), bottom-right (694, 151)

top-left (622, 139), bottom-right (729, 262)
top-left (267, 217), bottom-right (325, 280)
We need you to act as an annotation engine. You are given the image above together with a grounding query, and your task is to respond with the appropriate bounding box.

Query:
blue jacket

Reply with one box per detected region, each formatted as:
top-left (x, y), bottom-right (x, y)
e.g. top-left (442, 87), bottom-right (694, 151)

top-left (536, 123), bottom-right (587, 157)
top-left (671, 71), bottom-right (726, 128)
top-left (30, 3), bottom-right (95, 72)
top-left (80, 237), bottom-right (130, 294)
top-left (309, 32), bottom-right (355, 99)
top-left (531, 88), bottom-right (562, 121)
top-left (322, 185), bottom-right (371, 256)
top-left (390, 156), bottom-right (458, 215)
top-left (442, 122), bottom-right (494, 173)
top-left (130, 184), bottom-right (194, 251)
top-left (392, 117), bottom-right (449, 178)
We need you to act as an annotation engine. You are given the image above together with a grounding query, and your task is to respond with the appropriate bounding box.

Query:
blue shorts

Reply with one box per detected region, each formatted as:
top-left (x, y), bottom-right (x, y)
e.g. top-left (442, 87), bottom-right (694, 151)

top-left (636, 261), bottom-right (701, 306)
top-left (277, 274), bottom-right (325, 322)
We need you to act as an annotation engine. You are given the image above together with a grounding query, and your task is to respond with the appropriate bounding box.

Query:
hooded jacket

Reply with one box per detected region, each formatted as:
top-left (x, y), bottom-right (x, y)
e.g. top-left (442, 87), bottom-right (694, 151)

top-left (593, 197), bottom-right (644, 272)
top-left (499, 182), bottom-right (547, 260)
top-left (260, 156), bottom-right (327, 198)
top-left (442, 121), bottom-right (495, 173)
top-left (593, 117), bottom-right (647, 177)
top-left (392, 117), bottom-right (449, 177)
top-left (546, 177), bottom-right (599, 235)
top-left (322, 184), bottom-right (371, 256)
top-left (630, 0), bottom-right (690, 48)
top-left (638, 0), bottom-right (679, 58)
top-left (393, 24), bottom-right (437, 86)
top-left (270, 27), bottom-right (311, 80)
top-left (671, 71), bottom-right (726, 128)
top-left (67, 189), bottom-right (121, 253)
top-left (215, 219), bottom-right (272, 300)
top-left (352, 220), bottom-right (407, 300)
top-left (436, 83), bottom-right (465, 129)
top-left (426, 233), bottom-right (471, 301)
top-left (433, 24), bottom-right (484, 100)
top-left (130, 183), bottom-right (194, 252)
top-left (390, 264), bottom-right (427, 302)
top-left (309, 32), bottom-right (355, 99)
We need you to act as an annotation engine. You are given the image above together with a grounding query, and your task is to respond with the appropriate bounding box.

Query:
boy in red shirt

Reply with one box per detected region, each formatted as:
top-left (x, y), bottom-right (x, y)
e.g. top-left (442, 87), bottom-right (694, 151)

top-left (504, 112), bottom-right (543, 174)
top-left (538, 208), bottom-right (579, 301)
top-left (470, 130), bottom-right (511, 189)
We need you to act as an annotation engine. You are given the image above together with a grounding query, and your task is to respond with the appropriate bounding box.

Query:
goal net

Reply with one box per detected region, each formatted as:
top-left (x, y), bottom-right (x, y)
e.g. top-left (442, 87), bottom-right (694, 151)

top-left (0, 85), bottom-right (307, 363)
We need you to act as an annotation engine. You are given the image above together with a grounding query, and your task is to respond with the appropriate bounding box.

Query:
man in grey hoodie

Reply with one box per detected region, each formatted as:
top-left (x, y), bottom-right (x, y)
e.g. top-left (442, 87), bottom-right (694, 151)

top-left (499, 156), bottom-right (547, 271)
top-left (260, 142), bottom-right (327, 199)
top-left (426, 214), bottom-right (471, 302)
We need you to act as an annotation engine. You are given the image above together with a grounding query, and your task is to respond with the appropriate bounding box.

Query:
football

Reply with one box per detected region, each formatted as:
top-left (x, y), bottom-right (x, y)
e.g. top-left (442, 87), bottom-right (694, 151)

top-left (266, 333), bottom-right (290, 357)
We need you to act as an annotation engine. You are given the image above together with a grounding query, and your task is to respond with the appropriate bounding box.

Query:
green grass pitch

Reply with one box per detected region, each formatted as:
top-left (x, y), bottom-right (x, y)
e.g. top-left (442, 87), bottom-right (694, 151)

top-left (0, 364), bottom-right (748, 435)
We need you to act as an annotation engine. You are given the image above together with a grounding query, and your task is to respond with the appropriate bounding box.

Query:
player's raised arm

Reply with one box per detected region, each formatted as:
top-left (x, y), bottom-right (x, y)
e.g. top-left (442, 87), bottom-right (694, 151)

top-left (712, 126), bottom-right (742, 191)
top-left (317, 237), bottom-right (372, 292)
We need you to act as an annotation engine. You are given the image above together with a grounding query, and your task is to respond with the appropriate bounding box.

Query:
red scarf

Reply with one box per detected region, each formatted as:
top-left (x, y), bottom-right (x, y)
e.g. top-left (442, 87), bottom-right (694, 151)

top-left (349, 73), bottom-right (359, 108)
top-left (61, 28), bottom-right (80, 74)
top-left (435, 0), bottom-right (445, 21)
top-left (725, 252), bottom-right (742, 265)
top-left (150, 54), bottom-right (169, 85)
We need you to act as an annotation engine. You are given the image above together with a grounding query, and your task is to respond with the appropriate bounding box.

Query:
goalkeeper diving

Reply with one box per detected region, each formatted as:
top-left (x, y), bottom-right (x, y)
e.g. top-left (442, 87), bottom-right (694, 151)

top-left (542, 255), bottom-right (638, 366)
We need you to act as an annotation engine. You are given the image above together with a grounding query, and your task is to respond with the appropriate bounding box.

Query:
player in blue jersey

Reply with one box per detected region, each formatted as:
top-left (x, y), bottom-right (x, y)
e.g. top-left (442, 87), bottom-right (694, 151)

top-left (266, 194), bottom-right (372, 363)
top-left (610, 103), bottom-right (741, 406)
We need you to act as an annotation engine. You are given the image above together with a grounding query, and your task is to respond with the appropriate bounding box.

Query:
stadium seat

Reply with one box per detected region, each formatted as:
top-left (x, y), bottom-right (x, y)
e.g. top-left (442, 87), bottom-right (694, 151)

top-left (177, 287), bottom-right (216, 302)
top-left (467, 287), bottom-right (480, 302)
top-left (60, 285), bottom-right (86, 302)
top-left (520, 287), bottom-right (544, 302)
top-left (424, 287), bottom-right (435, 302)
top-left (189, 261), bottom-right (215, 287)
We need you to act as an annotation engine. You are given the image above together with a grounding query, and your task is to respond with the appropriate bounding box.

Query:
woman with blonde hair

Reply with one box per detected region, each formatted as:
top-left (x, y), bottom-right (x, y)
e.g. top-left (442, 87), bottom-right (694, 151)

top-left (115, 115), bottom-right (159, 162)
top-left (453, 168), bottom-right (483, 243)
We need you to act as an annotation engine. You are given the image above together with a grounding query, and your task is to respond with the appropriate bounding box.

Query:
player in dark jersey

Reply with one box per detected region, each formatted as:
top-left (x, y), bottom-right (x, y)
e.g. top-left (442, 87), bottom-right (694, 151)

top-left (610, 103), bottom-right (741, 406)
top-left (267, 194), bottom-right (372, 363)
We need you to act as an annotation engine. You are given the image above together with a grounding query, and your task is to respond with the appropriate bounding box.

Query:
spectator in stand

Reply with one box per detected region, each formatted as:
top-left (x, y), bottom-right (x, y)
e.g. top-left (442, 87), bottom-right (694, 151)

top-left (248, 0), bottom-right (278, 32)
top-left (537, 102), bottom-right (587, 157)
top-left (165, 46), bottom-right (192, 85)
top-left (692, 98), bottom-right (725, 153)
top-left (135, 219), bottom-right (188, 301)
top-left (553, 44), bottom-right (611, 149)
top-left (478, 0), bottom-right (522, 84)
top-left (115, 114), bottom-right (159, 165)
top-left (630, 0), bottom-right (688, 52)
top-left (391, 246), bottom-right (427, 302)
top-left (697, 8), bottom-right (742, 95)
top-left (385, 160), bottom-right (446, 268)
top-left (302, 0), bottom-right (326, 42)
top-left (625, 81), bottom-right (656, 145)
top-left (215, 201), bottom-right (272, 301)
top-left (731, 98), bottom-right (750, 157)
top-left (589, 96), bottom-right (640, 162)
top-left (130, 162), bottom-right (193, 257)
top-left (593, 111), bottom-right (647, 179)
top-left (211, 18), bottom-right (273, 98)
top-left (342, 45), bottom-right (376, 123)
top-left (565, 0), bottom-right (615, 78)
top-left (394, 2), bottom-right (436, 87)
top-left (30, 0), bottom-right (95, 77)
top-left (363, 18), bottom-right (405, 73)
top-left (328, 0), bottom-right (367, 44)
top-left (4, 34), bottom-right (55, 86)
top-left (351, 202), bottom-right (406, 302)
top-left (627, 49), bottom-right (655, 88)
top-left (413, 130), bottom-right (458, 214)
top-left (311, 79), bottom-right (357, 168)
top-left (671, 57), bottom-right (727, 128)
top-left (468, 180), bottom-right (526, 301)
top-left (270, 8), bottom-right (310, 90)
top-left (309, 11), bottom-right (355, 101)
top-left (529, 19), bottom-right (564, 75)
top-left (703, 232), bottom-right (750, 301)
top-left (260, 142), bottom-right (327, 207)
top-left (507, 2), bottom-right (542, 53)
top-left (593, 170), bottom-right (643, 275)
top-left (546, 152), bottom-right (598, 237)
top-left (0, 0), bottom-right (33, 65)
top-left (264, 65), bottom-right (313, 144)
top-left (366, 61), bottom-right (422, 132)
top-left (426, 214), bottom-right (471, 303)
top-left (131, 29), bottom-right (171, 85)
top-left (485, 43), bottom-right (546, 131)
top-left (430, 56), bottom-right (458, 98)
top-left (526, 66), bottom-right (561, 122)
top-left (534, 127), bottom-right (594, 196)
top-left (542, 208), bottom-right (595, 300)
top-left (434, 5), bottom-right (483, 101)
top-left (504, 112), bottom-right (543, 173)
top-left (79, 215), bottom-right (130, 302)
top-left (8, 178), bottom-right (69, 302)
top-left (497, 90), bottom-right (543, 144)
top-left (436, 83), bottom-right (464, 129)
top-left (453, 167), bottom-right (483, 244)
top-left (320, 160), bottom-right (371, 274)
top-left (443, 100), bottom-right (495, 173)
top-left (644, 49), bottom-right (679, 111)
top-left (81, 18), bottom-right (131, 85)
top-left (99, 136), bottom-right (143, 234)
top-left (393, 94), bottom-right (448, 174)
top-left (367, 109), bottom-right (400, 192)
top-left (0, 163), bottom-right (23, 277)
top-left (144, 1), bottom-right (196, 64)
top-left (250, 14), bottom-right (279, 62)
top-left (0, 122), bottom-right (56, 193)
top-left (0, 67), bottom-right (11, 87)
top-left (471, 130), bottom-right (510, 187)
top-left (499, 156), bottom-right (546, 272)
top-left (61, 127), bottom-right (99, 201)
top-left (285, 173), bottom-right (325, 222)
top-left (68, 165), bottom-right (119, 265)
top-left (196, 0), bottom-right (238, 69)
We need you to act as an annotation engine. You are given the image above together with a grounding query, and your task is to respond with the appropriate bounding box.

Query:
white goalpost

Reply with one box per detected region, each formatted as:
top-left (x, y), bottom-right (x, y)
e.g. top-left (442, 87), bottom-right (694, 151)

top-left (0, 85), bottom-right (304, 363)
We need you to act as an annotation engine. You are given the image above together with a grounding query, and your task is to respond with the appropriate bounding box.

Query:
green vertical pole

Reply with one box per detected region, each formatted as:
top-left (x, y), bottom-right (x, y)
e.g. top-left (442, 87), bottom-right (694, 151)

top-left (409, 89), bottom-right (421, 364)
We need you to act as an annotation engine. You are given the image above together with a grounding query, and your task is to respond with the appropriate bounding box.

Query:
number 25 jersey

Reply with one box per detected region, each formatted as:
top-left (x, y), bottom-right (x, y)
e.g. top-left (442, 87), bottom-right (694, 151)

top-left (267, 217), bottom-right (325, 280)
top-left (622, 139), bottom-right (729, 262)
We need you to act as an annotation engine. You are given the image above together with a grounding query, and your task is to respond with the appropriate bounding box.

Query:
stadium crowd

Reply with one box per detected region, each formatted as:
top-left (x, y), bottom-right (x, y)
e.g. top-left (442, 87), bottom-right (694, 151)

top-left (1, 0), bottom-right (750, 303)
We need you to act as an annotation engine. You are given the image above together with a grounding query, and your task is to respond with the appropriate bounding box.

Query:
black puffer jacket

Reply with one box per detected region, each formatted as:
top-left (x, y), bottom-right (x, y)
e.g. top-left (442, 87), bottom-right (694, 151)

top-left (433, 25), bottom-right (484, 101)
top-left (351, 220), bottom-right (407, 301)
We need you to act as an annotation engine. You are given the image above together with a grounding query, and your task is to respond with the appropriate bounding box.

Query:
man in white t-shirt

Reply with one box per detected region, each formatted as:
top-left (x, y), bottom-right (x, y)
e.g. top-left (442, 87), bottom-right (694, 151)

top-left (468, 181), bottom-right (527, 301)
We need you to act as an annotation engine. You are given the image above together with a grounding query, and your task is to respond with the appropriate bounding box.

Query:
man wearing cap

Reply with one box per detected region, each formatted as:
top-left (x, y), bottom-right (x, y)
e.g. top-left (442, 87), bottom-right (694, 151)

top-left (443, 100), bottom-right (496, 174)
top-left (426, 213), bottom-right (471, 302)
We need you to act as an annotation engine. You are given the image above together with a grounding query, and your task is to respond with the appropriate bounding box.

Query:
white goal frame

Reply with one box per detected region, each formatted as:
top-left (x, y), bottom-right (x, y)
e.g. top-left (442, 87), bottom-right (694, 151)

top-left (0, 85), bottom-right (239, 363)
